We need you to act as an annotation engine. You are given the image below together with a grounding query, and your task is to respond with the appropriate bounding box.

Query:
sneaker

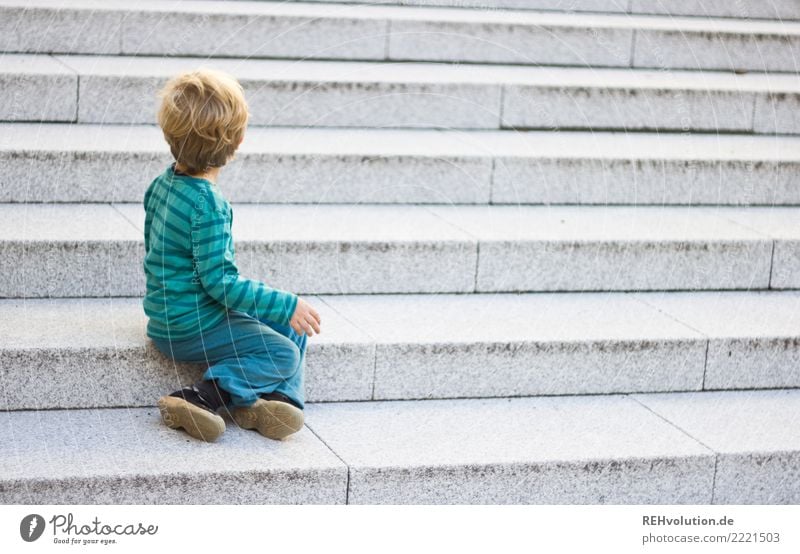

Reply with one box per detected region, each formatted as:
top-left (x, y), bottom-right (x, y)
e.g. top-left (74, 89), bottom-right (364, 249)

top-left (157, 383), bottom-right (226, 442)
top-left (231, 392), bottom-right (304, 440)
top-left (259, 391), bottom-right (303, 410)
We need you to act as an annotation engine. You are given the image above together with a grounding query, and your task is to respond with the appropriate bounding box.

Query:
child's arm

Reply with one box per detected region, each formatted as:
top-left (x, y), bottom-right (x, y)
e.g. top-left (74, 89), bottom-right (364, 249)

top-left (191, 199), bottom-right (298, 327)
top-left (143, 183), bottom-right (154, 253)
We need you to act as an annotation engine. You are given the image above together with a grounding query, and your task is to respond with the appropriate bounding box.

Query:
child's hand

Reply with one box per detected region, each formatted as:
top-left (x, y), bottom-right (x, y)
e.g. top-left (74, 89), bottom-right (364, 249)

top-left (289, 297), bottom-right (322, 337)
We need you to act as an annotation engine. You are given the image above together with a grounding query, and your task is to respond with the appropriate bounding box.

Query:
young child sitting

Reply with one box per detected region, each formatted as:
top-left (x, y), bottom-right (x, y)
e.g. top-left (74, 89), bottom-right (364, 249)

top-left (144, 67), bottom-right (321, 442)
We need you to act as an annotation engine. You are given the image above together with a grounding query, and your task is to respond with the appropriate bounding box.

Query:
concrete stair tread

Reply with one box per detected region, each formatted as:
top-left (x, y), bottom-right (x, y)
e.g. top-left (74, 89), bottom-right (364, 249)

top-left (2, 389), bottom-right (798, 503)
top-left (3, 0), bottom-right (800, 75)
top-left (0, 407), bottom-right (341, 481)
top-left (4, 124), bottom-right (800, 205)
top-left (278, 0), bottom-right (800, 20)
top-left (4, 0), bottom-right (800, 33)
top-left (3, 53), bottom-right (797, 133)
top-left (6, 290), bottom-right (799, 350)
top-left (0, 53), bottom-right (73, 74)
top-left (5, 123), bottom-right (800, 160)
top-left (634, 389), bottom-right (800, 454)
top-left (311, 389), bottom-right (795, 467)
top-left (0, 406), bottom-right (346, 503)
top-left (1, 295), bottom-right (371, 350)
top-left (3, 202), bottom-right (794, 242)
top-left (423, 204), bottom-right (773, 240)
top-left (40, 54), bottom-right (800, 91)
top-left (0, 204), bottom-right (139, 241)
top-left (716, 207), bottom-right (800, 239)
top-left (2, 203), bottom-right (795, 296)
top-left (2, 291), bottom-right (800, 410)
top-left (6, 54), bottom-right (799, 132)
top-left (304, 389), bottom-right (800, 503)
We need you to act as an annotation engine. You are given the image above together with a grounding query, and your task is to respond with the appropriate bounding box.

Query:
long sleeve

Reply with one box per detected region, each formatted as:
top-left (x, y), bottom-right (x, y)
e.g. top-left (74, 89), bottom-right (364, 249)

top-left (143, 183), bottom-right (154, 253)
top-left (190, 197), bottom-right (298, 326)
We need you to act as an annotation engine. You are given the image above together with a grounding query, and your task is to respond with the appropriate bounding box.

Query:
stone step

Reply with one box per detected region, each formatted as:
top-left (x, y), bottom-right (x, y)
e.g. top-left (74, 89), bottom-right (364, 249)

top-left (2, 291), bottom-right (800, 410)
top-left (279, 0), bottom-right (800, 20)
top-left (2, 203), bottom-right (795, 297)
top-left (2, 389), bottom-right (797, 503)
top-left (3, 0), bottom-right (800, 71)
top-left (0, 405), bottom-right (347, 504)
top-left (5, 123), bottom-right (800, 205)
top-left (3, 54), bottom-right (800, 133)
top-left (305, 389), bottom-right (800, 504)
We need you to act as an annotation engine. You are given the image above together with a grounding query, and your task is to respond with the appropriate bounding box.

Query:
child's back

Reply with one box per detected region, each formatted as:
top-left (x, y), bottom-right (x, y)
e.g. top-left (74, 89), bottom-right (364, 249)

top-left (143, 164), bottom-right (295, 340)
top-left (146, 68), bottom-right (321, 443)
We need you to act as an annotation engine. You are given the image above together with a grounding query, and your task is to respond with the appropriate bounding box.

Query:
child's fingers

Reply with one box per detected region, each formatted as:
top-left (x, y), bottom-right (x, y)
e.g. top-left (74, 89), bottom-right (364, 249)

top-left (310, 308), bottom-right (321, 324)
top-left (303, 314), bottom-right (320, 335)
top-left (291, 320), bottom-right (303, 336)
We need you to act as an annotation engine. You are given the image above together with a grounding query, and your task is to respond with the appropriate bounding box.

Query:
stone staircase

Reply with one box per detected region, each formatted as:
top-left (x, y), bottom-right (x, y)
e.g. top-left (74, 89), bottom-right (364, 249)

top-left (1, 0), bottom-right (799, 504)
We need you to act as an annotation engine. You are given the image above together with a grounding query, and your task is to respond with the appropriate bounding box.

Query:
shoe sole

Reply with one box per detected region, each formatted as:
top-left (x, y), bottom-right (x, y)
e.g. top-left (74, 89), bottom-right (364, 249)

top-left (232, 399), bottom-right (304, 440)
top-left (157, 395), bottom-right (225, 442)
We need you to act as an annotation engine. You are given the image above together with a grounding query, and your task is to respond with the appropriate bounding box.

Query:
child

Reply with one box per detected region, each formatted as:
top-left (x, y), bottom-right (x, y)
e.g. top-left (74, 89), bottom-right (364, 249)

top-left (144, 67), bottom-right (321, 442)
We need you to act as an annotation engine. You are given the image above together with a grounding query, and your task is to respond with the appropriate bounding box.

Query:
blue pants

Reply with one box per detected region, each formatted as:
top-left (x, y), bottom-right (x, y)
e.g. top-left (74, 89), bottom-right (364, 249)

top-left (151, 310), bottom-right (306, 409)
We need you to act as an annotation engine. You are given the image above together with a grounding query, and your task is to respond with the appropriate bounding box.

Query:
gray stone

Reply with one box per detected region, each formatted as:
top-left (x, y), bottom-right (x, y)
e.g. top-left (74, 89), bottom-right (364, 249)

top-left (651, 29), bottom-right (790, 73)
top-left (322, 292), bottom-right (706, 399)
top-left (0, 406), bottom-right (346, 504)
top-left (0, 297), bottom-right (199, 410)
top-left (0, 123), bottom-right (492, 203)
top-left (427, 205), bottom-right (773, 292)
top-left (284, 0), bottom-right (628, 13)
top-left (630, 0), bottom-right (800, 19)
top-left (121, 1), bottom-right (386, 59)
top-left (710, 207), bottom-right (800, 289)
top-left (298, 296), bottom-right (376, 402)
top-left (6, 123), bottom-right (800, 205)
top-left (0, 203), bottom-right (783, 297)
top-left (0, 204), bottom-right (142, 297)
top-left (635, 291), bottom-right (800, 390)
top-left (490, 131), bottom-right (800, 205)
top-left (0, 0), bottom-right (122, 55)
top-left (230, 204), bottom-right (478, 294)
top-left (227, 126), bottom-right (494, 203)
top-left (634, 23), bottom-right (800, 73)
top-left (116, 203), bottom-right (478, 294)
top-left (288, 0), bottom-right (800, 19)
top-left (290, 0), bottom-right (800, 18)
top-left (388, 13), bottom-right (633, 66)
top-left (0, 54), bottom-right (76, 121)
top-left (305, 395), bottom-right (715, 504)
top-left (501, 67), bottom-right (758, 132)
top-left (6, 291), bottom-right (800, 410)
top-left (0, 122), bottom-right (168, 202)
top-left (229, 152), bottom-right (492, 204)
top-left (494, 158), bottom-right (800, 206)
top-left (43, 54), bottom-right (800, 134)
top-left (0, 296), bottom-right (374, 410)
top-left (633, 389), bottom-right (800, 504)
top-left (56, 55), bottom-right (503, 128)
top-left (754, 92), bottom-right (800, 134)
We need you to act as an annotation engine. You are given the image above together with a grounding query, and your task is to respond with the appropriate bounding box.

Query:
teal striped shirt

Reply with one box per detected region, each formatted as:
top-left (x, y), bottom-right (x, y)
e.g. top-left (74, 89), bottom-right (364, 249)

top-left (142, 162), bottom-right (298, 340)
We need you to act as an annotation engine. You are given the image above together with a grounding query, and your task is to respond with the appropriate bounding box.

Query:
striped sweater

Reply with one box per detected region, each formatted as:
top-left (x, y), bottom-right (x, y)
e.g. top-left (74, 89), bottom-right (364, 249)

top-left (142, 162), bottom-right (298, 340)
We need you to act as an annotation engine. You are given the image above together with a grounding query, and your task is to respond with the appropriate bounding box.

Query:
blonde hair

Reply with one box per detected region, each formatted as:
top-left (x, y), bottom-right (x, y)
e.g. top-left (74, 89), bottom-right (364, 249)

top-left (156, 67), bottom-right (249, 174)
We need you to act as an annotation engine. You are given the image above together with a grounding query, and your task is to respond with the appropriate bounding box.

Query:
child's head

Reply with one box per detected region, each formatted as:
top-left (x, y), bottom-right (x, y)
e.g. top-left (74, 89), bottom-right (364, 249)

top-left (157, 67), bottom-right (249, 174)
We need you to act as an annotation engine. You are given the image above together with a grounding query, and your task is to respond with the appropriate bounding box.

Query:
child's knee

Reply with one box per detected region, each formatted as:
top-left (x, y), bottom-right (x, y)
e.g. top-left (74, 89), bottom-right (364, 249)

top-left (268, 339), bottom-right (302, 379)
top-left (284, 341), bottom-right (303, 374)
